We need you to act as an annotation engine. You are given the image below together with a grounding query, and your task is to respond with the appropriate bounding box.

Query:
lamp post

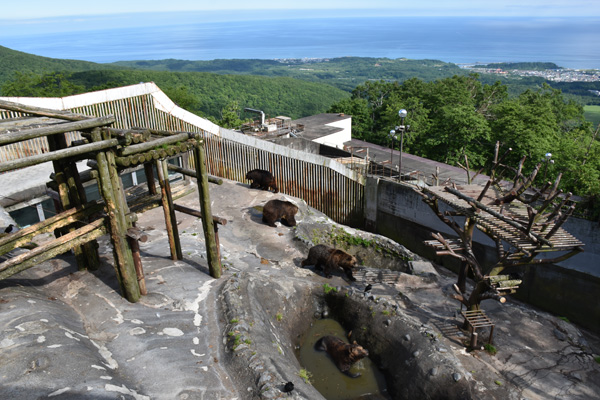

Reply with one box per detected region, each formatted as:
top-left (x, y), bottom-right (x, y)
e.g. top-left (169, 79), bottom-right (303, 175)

top-left (389, 109), bottom-right (408, 180)
top-left (388, 129), bottom-right (396, 178)
top-left (542, 152), bottom-right (554, 183)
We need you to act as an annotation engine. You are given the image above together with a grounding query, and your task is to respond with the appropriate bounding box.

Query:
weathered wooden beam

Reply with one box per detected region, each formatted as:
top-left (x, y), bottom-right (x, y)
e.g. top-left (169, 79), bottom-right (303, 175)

top-left (0, 218), bottom-right (106, 280)
top-left (0, 202), bottom-right (103, 256)
top-left (0, 115), bottom-right (115, 146)
top-left (93, 128), bottom-right (140, 302)
top-left (0, 138), bottom-right (119, 173)
top-left (47, 133), bottom-right (100, 270)
top-left (173, 203), bottom-right (228, 225)
top-left (127, 227), bottom-right (148, 296)
top-left (445, 186), bottom-right (553, 247)
top-left (192, 137), bottom-right (221, 278)
top-left (167, 164), bottom-right (223, 185)
top-left (119, 132), bottom-right (190, 156)
top-left (0, 99), bottom-right (96, 122)
top-left (156, 159), bottom-right (182, 260)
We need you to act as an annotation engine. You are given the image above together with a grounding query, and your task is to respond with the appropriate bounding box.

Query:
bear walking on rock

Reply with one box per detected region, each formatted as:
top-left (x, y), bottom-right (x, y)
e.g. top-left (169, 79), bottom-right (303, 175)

top-left (314, 335), bottom-right (369, 378)
top-left (301, 244), bottom-right (357, 281)
top-left (262, 199), bottom-right (298, 227)
top-left (246, 169), bottom-right (278, 193)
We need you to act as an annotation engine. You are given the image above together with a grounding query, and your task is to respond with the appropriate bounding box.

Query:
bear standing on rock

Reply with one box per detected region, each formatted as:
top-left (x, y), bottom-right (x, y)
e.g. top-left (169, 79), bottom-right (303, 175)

top-left (246, 169), bottom-right (278, 193)
top-left (301, 244), bottom-right (358, 281)
top-left (262, 199), bottom-right (298, 227)
top-left (314, 335), bottom-right (369, 378)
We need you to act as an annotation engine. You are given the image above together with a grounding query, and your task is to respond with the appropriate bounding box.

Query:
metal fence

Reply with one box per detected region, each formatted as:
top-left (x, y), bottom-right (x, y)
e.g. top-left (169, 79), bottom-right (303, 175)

top-left (0, 87), bottom-right (366, 226)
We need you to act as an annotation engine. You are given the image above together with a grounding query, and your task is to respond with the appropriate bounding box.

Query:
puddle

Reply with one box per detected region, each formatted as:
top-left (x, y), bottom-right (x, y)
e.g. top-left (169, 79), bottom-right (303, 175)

top-left (296, 318), bottom-right (390, 400)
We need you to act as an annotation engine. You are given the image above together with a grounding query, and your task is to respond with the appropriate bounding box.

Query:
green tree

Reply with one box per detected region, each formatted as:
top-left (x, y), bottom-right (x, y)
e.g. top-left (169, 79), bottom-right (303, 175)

top-left (218, 101), bottom-right (247, 129)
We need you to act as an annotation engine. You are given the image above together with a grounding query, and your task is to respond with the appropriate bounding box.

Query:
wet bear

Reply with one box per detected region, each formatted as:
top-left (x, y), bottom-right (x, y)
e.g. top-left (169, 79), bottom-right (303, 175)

top-left (314, 335), bottom-right (369, 378)
top-left (246, 169), bottom-right (278, 193)
top-left (301, 244), bottom-right (357, 281)
top-left (262, 199), bottom-right (298, 227)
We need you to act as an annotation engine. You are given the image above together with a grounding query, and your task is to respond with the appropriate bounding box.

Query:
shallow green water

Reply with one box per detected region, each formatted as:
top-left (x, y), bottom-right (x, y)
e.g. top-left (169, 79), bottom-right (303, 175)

top-left (296, 318), bottom-right (390, 400)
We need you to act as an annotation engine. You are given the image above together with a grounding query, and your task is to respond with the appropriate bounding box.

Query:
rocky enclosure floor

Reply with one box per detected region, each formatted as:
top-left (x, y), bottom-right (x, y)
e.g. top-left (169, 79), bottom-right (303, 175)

top-left (1, 178), bottom-right (599, 399)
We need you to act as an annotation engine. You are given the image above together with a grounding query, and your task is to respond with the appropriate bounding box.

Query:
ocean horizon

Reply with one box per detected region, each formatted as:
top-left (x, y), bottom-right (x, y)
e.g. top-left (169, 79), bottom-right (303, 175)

top-left (2, 14), bottom-right (600, 70)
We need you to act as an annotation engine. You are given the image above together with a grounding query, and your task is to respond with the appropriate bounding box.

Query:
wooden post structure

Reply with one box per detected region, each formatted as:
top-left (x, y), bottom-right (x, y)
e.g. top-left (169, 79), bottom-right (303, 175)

top-left (192, 137), bottom-right (221, 278)
top-left (156, 159), bottom-right (183, 260)
top-left (92, 128), bottom-right (141, 302)
top-left (47, 133), bottom-right (100, 270)
top-left (144, 163), bottom-right (157, 195)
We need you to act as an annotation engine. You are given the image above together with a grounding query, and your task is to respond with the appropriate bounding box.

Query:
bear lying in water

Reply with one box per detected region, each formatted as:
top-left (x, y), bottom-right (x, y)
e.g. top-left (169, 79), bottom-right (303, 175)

top-left (262, 199), bottom-right (298, 227)
top-left (301, 244), bottom-right (357, 281)
top-left (246, 169), bottom-right (278, 193)
top-left (314, 335), bottom-right (369, 378)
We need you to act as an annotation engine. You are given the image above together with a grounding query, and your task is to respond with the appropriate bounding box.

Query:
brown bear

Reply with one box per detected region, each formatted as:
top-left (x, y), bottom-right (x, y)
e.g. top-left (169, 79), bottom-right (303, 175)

top-left (301, 244), bottom-right (358, 281)
top-left (262, 199), bottom-right (298, 227)
top-left (314, 335), bottom-right (369, 378)
top-left (246, 169), bottom-right (278, 193)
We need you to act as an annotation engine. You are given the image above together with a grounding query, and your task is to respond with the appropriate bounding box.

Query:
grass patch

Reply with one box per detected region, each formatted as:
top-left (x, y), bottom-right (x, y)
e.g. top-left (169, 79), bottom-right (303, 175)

top-left (584, 105), bottom-right (600, 127)
top-left (323, 283), bottom-right (338, 294)
top-left (484, 343), bottom-right (497, 355)
top-left (298, 369), bottom-right (313, 384)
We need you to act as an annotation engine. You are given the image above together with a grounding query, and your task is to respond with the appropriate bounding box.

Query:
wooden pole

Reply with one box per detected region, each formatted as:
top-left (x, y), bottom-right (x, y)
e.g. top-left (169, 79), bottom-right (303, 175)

top-left (47, 134), bottom-right (100, 270)
top-left (156, 159), bottom-right (182, 260)
top-left (0, 139), bottom-right (119, 173)
top-left (0, 116), bottom-right (115, 146)
top-left (0, 219), bottom-right (106, 280)
top-left (0, 202), bottom-right (103, 256)
top-left (167, 163), bottom-right (223, 185)
top-left (192, 138), bottom-right (221, 278)
top-left (144, 163), bottom-right (157, 195)
top-left (127, 227), bottom-right (148, 296)
top-left (0, 99), bottom-right (99, 121)
top-left (92, 129), bottom-right (140, 302)
top-left (119, 132), bottom-right (190, 156)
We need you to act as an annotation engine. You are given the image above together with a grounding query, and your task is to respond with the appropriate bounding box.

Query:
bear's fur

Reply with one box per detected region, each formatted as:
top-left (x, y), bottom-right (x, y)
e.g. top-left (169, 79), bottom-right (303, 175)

top-left (301, 244), bottom-right (358, 281)
top-left (262, 199), bottom-right (298, 227)
top-left (245, 169), bottom-right (278, 193)
top-left (314, 335), bottom-right (369, 378)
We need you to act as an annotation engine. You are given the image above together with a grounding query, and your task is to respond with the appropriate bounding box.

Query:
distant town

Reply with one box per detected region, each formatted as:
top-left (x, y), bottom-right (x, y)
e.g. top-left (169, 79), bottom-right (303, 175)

top-left (464, 65), bottom-right (600, 83)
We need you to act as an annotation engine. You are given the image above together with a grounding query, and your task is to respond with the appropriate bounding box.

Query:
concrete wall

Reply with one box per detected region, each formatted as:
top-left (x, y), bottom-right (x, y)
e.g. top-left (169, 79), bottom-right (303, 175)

top-left (364, 176), bottom-right (600, 332)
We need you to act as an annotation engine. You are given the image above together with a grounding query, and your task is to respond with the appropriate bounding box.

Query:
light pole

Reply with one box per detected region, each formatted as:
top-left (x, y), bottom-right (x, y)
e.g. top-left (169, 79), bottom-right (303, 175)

top-left (542, 152), bottom-right (554, 183)
top-left (389, 109), bottom-right (408, 180)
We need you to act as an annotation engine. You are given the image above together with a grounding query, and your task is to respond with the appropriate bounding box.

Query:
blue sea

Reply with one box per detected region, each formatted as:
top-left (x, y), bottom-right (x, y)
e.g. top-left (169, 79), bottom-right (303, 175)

top-left (2, 13), bottom-right (600, 69)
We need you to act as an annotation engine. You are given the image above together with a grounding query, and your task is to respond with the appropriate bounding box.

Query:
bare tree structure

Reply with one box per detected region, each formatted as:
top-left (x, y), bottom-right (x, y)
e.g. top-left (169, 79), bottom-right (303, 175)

top-left (420, 142), bottom-right (584, 313)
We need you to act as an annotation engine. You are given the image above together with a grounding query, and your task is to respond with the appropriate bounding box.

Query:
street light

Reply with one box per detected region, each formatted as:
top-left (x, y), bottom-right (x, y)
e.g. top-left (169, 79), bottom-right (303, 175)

top-left (393, 109), bottom-right (408, 180)
top-left (388, 129), bottom-right (396, 178)
top-left (542, 152), bottom-right (554, 183)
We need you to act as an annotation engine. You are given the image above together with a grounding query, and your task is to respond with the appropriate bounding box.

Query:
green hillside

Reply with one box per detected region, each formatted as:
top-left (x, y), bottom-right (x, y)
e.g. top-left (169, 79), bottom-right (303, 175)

top-left (111, 57), bottom-right (466, 91)
top-left (65, 69), bottom-right (349, 119)
top-left (0, 45), bottom-right (117, 85)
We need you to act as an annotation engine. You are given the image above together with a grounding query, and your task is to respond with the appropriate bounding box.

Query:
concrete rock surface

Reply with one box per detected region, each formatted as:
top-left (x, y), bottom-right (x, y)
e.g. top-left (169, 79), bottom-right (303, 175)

top-left (0, 178), bottom-right (599, 399)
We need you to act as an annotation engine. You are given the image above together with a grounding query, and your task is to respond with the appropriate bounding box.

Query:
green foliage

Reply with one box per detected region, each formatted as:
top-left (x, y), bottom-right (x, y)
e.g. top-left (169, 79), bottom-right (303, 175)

top-left (595, 356), bottom-right (600, 364)
top-left (1, 67), bottom-right (348, 121)
top-left (484, 343), bottom-right (497, 355)
top-left (322, 283), bottom-right (338, 294)
top-left (584, 105), bottom-right (600, 127)
top-left (330, 75), bottom-right (600, 204)
top-left (473, 62), bottom-right (561, 71)
top-left (112, 57), bottom-right (467, 91)
top-left (298, 368), bottom-right (313, 384)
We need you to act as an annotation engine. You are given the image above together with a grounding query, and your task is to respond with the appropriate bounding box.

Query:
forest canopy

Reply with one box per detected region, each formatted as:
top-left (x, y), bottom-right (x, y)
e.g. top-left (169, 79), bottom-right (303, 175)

top-left (328, 75), bottom-right (600, 213)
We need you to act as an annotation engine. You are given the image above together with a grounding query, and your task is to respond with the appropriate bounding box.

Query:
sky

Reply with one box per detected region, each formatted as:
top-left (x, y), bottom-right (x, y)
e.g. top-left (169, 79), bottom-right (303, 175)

top-left (2, 0), bottom-right (600, 20)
